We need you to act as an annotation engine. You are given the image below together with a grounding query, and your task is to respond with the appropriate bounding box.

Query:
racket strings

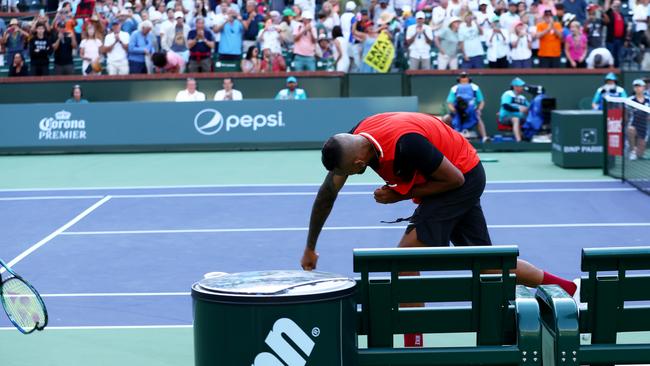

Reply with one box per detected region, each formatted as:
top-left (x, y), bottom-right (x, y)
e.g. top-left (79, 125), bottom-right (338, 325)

top-left (1, 277), bottom-right (46, 332)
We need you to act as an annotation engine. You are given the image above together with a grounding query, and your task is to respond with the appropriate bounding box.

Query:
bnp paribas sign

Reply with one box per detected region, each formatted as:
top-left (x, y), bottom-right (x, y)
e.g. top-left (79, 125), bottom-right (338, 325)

top-left (194, 109), bottom-right (286, 136)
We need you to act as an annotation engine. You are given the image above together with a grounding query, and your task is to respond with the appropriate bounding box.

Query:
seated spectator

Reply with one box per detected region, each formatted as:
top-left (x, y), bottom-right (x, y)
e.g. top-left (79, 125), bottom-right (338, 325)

top-left (241, 46), bottom-right (261, 72)
top-left (293, 11), bottom-right (318, 71)
top-left (499, 77), bottom-right (529, 142)
top-left (128, 20), bottom-right (156, 74)
top-left (80, 22), bottom-right (104, 76)
top-left (586, 47), bottom-right (614, 68)
top-left (435, 16), bottom-right (462, 70)
top-left (29, 23), bottom-right (53, 76)
top-left (8, 52), bottom-right (28, 77)
top-left (591, 72), bottom-right (626, 110)
top-left (175, 78), bottom-right (206, 101)
top-left (187, 17), bottom-right (215, 72)
top-left (486, 15), bottom-right (509, 68)
top-left (510, 20), bottom-right (533, 68)
top-left (564, 20), bottom-right (587, 68)
top-left (276, 76), bottom-right (308, 100)
top-left (103, 20), bottom-right (131, 75)
top-left (52, 23), bottom-right (78, 75)
top-left (214, 77), bottom-right (243, 100)
top-left (459, 11), bottom-right (484, 69)
top-left (443, 71), bottom-right (489, 142)
top-left (152, 50), bottom-right (186, 72)
top-left (260, 46), bottom-right (287, 72)
top-left (316, 34), bottom-right (335, 70)
top-left (331, 25), bottom-right (349, 72)
top-left (627, 79), bottom-right (648, 160)
top-left (162, 12), bottom-right (190, 62)
top-left (66, 85), bottom-right (89, 103)
top-left (405, 11), bottom-right (433, 70)
top-left (535, 9), bottom-right (563, 68)
top-left (215, 9), bottom-right (244, 62)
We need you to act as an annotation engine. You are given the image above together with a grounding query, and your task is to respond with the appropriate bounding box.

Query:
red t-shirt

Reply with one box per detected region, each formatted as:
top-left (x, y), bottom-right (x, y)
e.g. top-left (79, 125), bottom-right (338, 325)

top-left (613, 11), bottom-right (625, 38)
top-left (352, 112), bottom-right (480, 195)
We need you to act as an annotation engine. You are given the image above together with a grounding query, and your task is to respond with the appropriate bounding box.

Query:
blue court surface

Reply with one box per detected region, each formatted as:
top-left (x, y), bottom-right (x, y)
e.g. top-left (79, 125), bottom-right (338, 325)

top-left (1, 179), bottom-right (649, 329)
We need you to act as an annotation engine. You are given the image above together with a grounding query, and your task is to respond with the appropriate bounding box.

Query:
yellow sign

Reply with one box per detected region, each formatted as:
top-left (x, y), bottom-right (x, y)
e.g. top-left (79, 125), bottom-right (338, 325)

top-left (363, 32), bottom-right (395, 73)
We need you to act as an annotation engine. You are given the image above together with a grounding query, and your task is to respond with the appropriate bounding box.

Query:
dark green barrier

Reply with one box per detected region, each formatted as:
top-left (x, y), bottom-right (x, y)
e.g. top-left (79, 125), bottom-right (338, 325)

top-left (0, 97), bottom-right (417, 153)
top-left (346, 73), bottom-right (404, 97)
top-left (622, 71), bottom-right (647, 93)
top-left (551, 110), bottom-right (604, 168)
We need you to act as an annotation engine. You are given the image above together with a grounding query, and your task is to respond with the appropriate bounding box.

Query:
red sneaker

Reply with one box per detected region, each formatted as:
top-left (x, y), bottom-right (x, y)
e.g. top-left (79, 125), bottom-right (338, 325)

top-left (404, 333), bottom-right (423, 347)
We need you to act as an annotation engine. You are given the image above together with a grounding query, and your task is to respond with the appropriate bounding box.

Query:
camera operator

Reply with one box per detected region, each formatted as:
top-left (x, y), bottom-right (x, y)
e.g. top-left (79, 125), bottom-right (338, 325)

top-left (499, 77), bottom-right (530, 142)
top-left (443, 71), bottom-right (489, 142)
top-left (592, 72), bottom-right (627, 110)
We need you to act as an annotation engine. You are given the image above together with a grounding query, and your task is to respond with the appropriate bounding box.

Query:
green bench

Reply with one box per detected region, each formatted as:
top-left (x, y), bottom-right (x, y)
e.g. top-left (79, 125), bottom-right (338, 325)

top-left (354, 245), bottom-right (542, 365)
top-left (536, 246), bottom-right (650, 366)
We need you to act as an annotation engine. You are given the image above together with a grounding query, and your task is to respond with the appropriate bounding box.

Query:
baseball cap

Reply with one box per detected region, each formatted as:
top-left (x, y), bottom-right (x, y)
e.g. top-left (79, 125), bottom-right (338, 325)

top-left (633, 79), bottom-right (646, 87)
top-left (318, 33), bottom-right (328, 40)
top-left (110, 19), bottom-right (121, 27)
top-left (174, 11), bottom-right (184, 19)
top-left (605, 72), bottom-right (617, 81)
top-left (511, 77), bottom-right (526, 87)
top-left (9, 18), bottom-right (18, 25)
top-left (447, 16), bottom-right (461, 26)
top-left (345, 1), bottom-right (356, 11)
top-left (302, 10), bottom-right (314, 20)
top-left (282, 8), bottom-right (296, 16)
top-left (459, 71), bottom-right (469, 78)
top-left (124, 2), bottom-right (133, 8)
top-left (286, 76), bottom-right (298, 84)
top-left (415, 11), bottom-right (425, 19)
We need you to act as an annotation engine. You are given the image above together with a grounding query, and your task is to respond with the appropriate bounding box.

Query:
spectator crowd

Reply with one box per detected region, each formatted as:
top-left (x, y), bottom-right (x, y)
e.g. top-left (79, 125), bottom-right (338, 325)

top-left (2, 0), bottom-right (650, 76)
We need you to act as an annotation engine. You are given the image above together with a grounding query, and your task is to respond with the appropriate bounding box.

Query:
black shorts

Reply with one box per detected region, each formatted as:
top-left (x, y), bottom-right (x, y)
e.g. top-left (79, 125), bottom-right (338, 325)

top-left (406, 163), bottom-right (492, 247)
top-left (630, 121), bottom-right (648, 140)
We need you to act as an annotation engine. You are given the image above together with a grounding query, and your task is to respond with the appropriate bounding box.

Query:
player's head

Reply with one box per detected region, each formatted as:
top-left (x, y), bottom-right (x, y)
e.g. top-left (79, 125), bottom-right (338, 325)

top-left (633, 79), bottom-right (646, 95)
top-left (321, 133), bottom-right (371, 175)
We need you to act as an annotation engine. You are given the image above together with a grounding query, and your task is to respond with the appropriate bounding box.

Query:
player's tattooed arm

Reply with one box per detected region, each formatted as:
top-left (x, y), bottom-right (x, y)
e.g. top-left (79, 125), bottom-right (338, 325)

top-left (306, 172), bottom-right (347, 250)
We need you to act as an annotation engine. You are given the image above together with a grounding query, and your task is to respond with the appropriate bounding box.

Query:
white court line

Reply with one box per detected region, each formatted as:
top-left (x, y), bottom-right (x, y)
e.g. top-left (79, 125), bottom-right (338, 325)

top-left (0, 325), bottom-right (192, 331)
top-left (1, 196), bottom-right (112, 271)
top-left (0, 179), bottom-right (616, 193)
top-left (41, 292), bottom-right (189, 298)
top-left (61, 222), bottom-right (650, 236)
top-left (0, 187), bottom-right (636, 202)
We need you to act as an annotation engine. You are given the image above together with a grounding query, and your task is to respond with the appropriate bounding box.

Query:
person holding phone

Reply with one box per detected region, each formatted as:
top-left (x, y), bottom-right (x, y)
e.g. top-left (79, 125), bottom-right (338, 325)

top-left (2, 18), bottom-right (29, 66)
top-left (52, 21), bottom-right (78, 74)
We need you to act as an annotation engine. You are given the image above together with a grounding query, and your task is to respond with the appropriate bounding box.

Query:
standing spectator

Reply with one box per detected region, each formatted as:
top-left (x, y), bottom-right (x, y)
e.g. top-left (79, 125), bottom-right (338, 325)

top-left (2, 19), bottom-right (28, 64)
top-left (242, 0), bottom-right (264, 50)
top-left (53, 23), bottom-right (78, 75)
top-left (214, 77), bottom-right (243, 100)
top-left (476, 0), bottom-right (495, 38)
top-left (499, 77), bottom-right (529, 142)
top-left (152, 50), bottom-right (186, 72)
top-left (632, 0), bottom-right (649, 46)
top-left (163, 11), bottom-right (190, 62)
top-left (332, 25), bottom-right (350, 72)
top-left (29, 23), bottom-right (53, 76)
top-left (128, 20), bottom-right (156, 74)
top-left (500, 0), bottom-right (520, 31)
top-left (373, 0), bottom-right (397, 26)
top-left (586, 47), bottom-right (615, 68)
top-left (510, 20), bottom-right (533, 67)
top-left (535, 9), bottom-right (563, 68)
top-left (258, 17), bottom-right (283, 55)
top-left (293, 11), bottom-right (318, 71)
top-left (276, 76), bottom-right (308, 99)
top-left (175, 78), bottom-right (207, 101)
top-left (320, 2), bottom-right (340, 37)
top-left (316, 34), bottom-right (335, 69)
top-left (80, 23), bottom-right (104, 76)
top-left (260, 46), bottom-right (287, 71)
top-left (187, 17), bottom-right (215, 72)
top-left (435, 16), bottom-right (462, 70)
top-left (603, 0), bottom-right (627, 68)
top-left (406, 11), bottom-right (433, 70)
top-left (103, 20), bottom-right (130, 75)
top-left (215, 9), bottom-right (244, 62)
top-left (564, 20), bottom-right (587, 68)
top-left (120, 9), bottom-right (139, 34)
top-left (563, 0), bottom-right (586, 23)
top-left (340, 1), bottom-right (357, 43)
top-left (215, 0), bottom-right (240, 15)
top-left (66, 85), bottom-right (89, 103)
top-left (627, 79), bottom-right (649, 160)
top-left (8, 52), bottom-right (28, 77)
top-left (486, 15), bottom-right (509, 68)
top-left (458, 11), bottom-right (485, 69)
top-left (241, 45), bottom-right (261, 72)
top-left (584, 4), bottom-right (604, 51)
top-left (591, 72), bottom-right (626, 110)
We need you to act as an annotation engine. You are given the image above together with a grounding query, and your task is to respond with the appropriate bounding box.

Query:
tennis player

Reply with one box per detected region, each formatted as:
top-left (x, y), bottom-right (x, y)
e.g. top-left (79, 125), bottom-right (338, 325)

top-left (300, 112), bottom-right (576, 346)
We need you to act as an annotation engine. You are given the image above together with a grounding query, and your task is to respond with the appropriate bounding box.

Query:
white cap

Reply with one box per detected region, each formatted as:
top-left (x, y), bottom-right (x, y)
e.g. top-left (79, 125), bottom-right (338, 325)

top-left (124, 1), bottom-right (132, 8)
top-left (140, 20), bottom-right (153, 29)
top-left (174, 11), bottom-right (184, 19)
top-left (415, 11), bottom-right (425, 18)
top-left (345, 1), bottom-right (356, 11)
top-left (302, 10), bottom-right (313, 19)
top-left (479, 0), bottom-right (490, 6)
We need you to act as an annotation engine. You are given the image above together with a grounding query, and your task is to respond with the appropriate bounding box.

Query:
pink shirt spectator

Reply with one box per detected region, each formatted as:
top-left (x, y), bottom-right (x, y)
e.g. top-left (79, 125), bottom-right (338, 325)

top-left (565, 33), bottom-right (587, 61)
top-left (165, 51), bottom-right (185, 72)
top-left (293, 23), bottom-right (317, 57)
top-left (537, 4), bottom-right (556, 17)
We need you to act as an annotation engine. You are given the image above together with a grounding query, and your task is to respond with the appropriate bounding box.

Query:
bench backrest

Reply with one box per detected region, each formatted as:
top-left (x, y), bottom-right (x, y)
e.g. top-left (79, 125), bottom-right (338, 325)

top-left (580, 246), bottom-right (650, 344)
top-left (353, 246), bottom-right (519, 348)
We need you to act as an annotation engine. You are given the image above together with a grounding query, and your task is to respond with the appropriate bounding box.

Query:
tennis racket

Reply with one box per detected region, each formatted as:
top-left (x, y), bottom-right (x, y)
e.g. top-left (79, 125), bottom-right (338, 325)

top-left (0, 259), bottom-right (48, 334)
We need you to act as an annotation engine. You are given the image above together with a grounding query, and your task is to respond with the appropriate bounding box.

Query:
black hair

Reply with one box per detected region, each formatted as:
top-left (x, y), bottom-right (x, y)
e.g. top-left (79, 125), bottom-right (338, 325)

top-left (321, 137), bottom-right (343, 171)
top-left (245, 45), bottom-right (258, 60)
top-left (594, 54), bottom-right (603, 67)
top-left (152, 52), bottom-right (168, 67)
top-left (332, 25), bottom-right (343, 39)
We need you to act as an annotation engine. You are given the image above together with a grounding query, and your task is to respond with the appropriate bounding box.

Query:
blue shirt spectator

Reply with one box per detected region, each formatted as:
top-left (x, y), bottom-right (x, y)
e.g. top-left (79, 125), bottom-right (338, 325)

top-left (188, 28), bottom-right (215, 55)
top-left (591, 73), bottom-right (627, 110)
top-left (446, 83), bottom-right (485, 105)
top-left (499, 78), bottom-right (530, 120)
top-left (242, 1), bottom-right (265, 42)
top-left (120, 12), bottom-right (139, 34)
top-left (562, 0), bottom-right (587, 23)
top-left (276, 76), bottom-right (308, 100)
top-left (216, 13), bottom-right (244, 58)
top-left (128, 24), bottom-right (156, 64)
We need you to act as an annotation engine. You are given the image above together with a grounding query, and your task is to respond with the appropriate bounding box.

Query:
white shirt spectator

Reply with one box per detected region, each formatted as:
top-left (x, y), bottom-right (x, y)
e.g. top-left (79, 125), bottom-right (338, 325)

top-left (447, 0), bottom-right (462, 16)
top-left (340, 10), bottom-right (355, 41)
top-left (586, 47), bottom-right (614, 68)
top-left (394, 0), bottom-right (415, 11)
top-left (214, 89), bottom-right (243, 100)
top-left (406, 23), bottom-right (434, 59)
top-left (206, 11), bottom-right (227, 42)
top-left (432, 5), bottom-right (451, 31)
top-left (104, 31), bottom-right (130, 64)
top-left (175, 89), bottom-right (206, 101)
top-left (79, 38), bottom-right (103, 75)
top-left (499, 11), bottom-right (520, 31)
top-left (295, 0), bottom-right (315, 15)
top-left (633, 2), bottom-right (648, 32)
top-left (459, 21), bottom-right (484, 57)
top-left (510, 32), bottom-right (532, 60)
top-left (486, 28), bottom-right (509, 61)
top-left (259, 26), bottom-right (283, 54)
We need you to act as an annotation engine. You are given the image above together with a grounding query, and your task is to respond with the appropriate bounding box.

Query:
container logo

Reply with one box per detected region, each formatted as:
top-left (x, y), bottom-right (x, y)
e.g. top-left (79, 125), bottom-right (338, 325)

top-left (252, 318), bottom-right (316, 366)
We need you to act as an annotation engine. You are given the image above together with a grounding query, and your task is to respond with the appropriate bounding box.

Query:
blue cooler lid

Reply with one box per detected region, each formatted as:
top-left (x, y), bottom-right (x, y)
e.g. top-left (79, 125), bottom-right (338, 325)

top-left (192, 270), bottom-right (356, 304)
